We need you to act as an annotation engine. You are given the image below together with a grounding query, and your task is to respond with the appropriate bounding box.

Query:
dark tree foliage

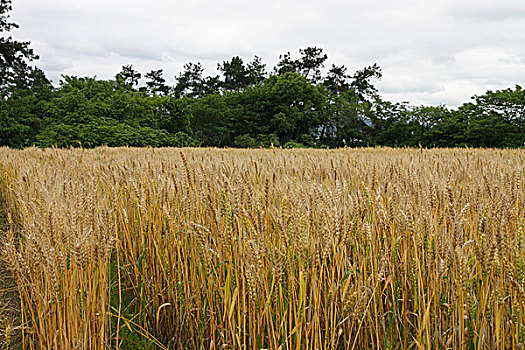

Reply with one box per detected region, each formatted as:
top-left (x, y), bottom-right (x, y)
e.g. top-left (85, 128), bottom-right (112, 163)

top-left (296, 46), bottom-right (327, 83)
top-left (351, 63), bottom-right (382, 102)
top-left (323, 65), bottom-right (351, 94)
top-left (274, 52), bottom-right (299, 76)
top-left (115, 65), bottom-right (141, 89)
top-left (0, 0), bottom-right (49, 97)
top-left (246, 56), bottom-right (267, 85)
top-left (144, 69), bottom-right (168, 95)
top-left (274, 47), bottom-right (327, 84)
top-left (174, 62), bottom-right (219, 98)
top-left (218, 56), bottom-right (267, 91)
top-left (218, 56), bottom-right (249, 91)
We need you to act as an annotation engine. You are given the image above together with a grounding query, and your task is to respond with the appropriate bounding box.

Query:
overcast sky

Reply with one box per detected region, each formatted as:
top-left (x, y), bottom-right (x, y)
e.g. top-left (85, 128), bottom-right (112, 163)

top-left (10, 0), bottom-right (525, 107)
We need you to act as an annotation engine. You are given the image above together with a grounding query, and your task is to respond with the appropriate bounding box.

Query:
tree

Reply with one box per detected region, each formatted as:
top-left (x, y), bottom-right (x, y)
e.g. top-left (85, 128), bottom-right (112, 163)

top-left (409, 105), bottom-right (454, 147)
top-left (221, 82), bottom-right (274, 140)
top-left (190, 93), bottom-right (233, 146)
top-left (218, 56), bottom-right (249, 91)
top-left (319, 91), bottom-right (372, 147)
top-left (174, 62), bottom-right (216, 98)
top-left (274, 52), bottom-right (298, 76)
top-left (323, 65), bottom-right (351, 94)
top-left (350, 63), bottom-right (382, 102)
top-left (0, 0), bottom-right (49, 97)
top-left (369, 99), bottom-right (414, 146)
top-left (0, 86), bottom-right (52, 147)
top-left (218, 56), bottom-right (267, 91)
top-left (472, 85), bottom-right (525, 146)
top-left (274, 47), bottom-right (327, 84)
top-left (296, 46), bottom-right (327, 83)
top-left (145, 69), bottom-right (168, 95)
top-left (246, 56), bottom-right (266, 85)
top-left (203, 75), bottom-right (221, 95)
top-left (320, 63), bottom-right (382, 146)
top-left (115, 65), bottom-right (141, 89)
top-left (265, 72), bottom-right (326, 142)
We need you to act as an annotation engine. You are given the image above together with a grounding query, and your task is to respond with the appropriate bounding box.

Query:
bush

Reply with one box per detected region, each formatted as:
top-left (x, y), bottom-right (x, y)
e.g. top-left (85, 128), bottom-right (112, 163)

top-left (35, 124), bottom-right (81, 148)
top-left (35, 121), bottom-right (200, 148)
top-left (234, 134), bottom-right (258, 148)
top-left (297, 134), bottom-right (316, 147)
top-left (170, 132), bottom-right (200, 147)
top-left (283, 141), bottom-right (306, 149)
top-left (257, 134), bottom-right (280, 148)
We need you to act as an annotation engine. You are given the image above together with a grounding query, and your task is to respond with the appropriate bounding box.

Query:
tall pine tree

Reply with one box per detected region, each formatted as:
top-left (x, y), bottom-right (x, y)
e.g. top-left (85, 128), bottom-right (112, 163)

top-left (0, 0), bottom-right (49, 98)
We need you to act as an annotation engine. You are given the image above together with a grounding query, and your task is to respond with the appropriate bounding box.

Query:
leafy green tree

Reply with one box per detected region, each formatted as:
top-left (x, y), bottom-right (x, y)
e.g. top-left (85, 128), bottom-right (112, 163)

top-left (0, 86), bottom-right (52, 147)
top-left (438, 108), bottom-right (469, 147)
top-left (283, 141), bottom-right (307, 148)
top-left (0, 0), bottom-right (49, 97)
top-left (203, 75), bottom-right (221, 95)
top-left (154, 97), bottom-right (193, 135)
top-left (35, 123), bottom-right (82, 148)
top-left (219, 83), bottom-right (274, 140)
top-left (190, 93), bottom-right (234, 146)
top-left (234, 134), bottom-right (258, 148)
top-left (25, 76), bottom-right (195, 148)
top-left (319, 91), bottom-right (373, 147)
top-left (256, 133), bottom-right (280, 148)
top-left (265, 72), bottom-right (326, 142)
top-left (465, 85), bottom-right (525, 147)
top-left (409, 105), bottom-right (453, 147)
top-left (319, 62), bottom-right (380, 146)
top-left (459, 102), bottom-right (509, 148)
top-left (369, 99), bottom-right (414, 146)
top-left (171, 131), bottom-right (200, 147)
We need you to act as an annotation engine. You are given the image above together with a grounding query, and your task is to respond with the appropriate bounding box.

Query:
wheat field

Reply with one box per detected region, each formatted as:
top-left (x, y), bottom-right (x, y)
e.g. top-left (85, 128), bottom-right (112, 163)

top-left (0, 147), bottom-right (524, 349)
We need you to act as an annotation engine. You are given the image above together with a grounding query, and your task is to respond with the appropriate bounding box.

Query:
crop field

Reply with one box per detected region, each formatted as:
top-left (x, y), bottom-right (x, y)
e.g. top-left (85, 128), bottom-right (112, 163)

top-left (0, 147), bottom-right (524, 349)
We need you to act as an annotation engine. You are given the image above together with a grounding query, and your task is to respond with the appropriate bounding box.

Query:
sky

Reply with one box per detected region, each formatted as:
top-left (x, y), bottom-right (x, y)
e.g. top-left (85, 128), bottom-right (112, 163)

top-left (9, 0), bottom-right (525, 107)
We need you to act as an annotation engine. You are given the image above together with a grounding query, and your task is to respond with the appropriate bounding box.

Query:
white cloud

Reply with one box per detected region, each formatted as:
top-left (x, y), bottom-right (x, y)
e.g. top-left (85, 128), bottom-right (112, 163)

top-left (9, 0), bottom-right (525, 107)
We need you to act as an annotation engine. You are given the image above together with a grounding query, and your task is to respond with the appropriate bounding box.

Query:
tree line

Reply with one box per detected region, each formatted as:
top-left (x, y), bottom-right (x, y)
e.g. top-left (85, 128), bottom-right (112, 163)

top-left (1, 0), bottom-right (524, 149)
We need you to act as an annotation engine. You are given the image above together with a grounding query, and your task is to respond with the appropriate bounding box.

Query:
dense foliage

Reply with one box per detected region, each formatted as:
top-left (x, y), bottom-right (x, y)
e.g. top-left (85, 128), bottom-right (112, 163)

top-left (1, 69), bottom-right (524, 148)
top-left (1, 0), bottom-right (524, 148)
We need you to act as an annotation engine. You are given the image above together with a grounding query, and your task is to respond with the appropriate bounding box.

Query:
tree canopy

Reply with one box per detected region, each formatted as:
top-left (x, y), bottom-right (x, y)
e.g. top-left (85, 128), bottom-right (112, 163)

top-left (0, 2), bottom-right (523, 150)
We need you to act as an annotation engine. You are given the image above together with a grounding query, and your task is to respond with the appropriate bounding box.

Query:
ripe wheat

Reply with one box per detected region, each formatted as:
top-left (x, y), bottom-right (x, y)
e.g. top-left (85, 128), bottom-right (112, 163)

top-left (0, 147), bottom-right (524, 349)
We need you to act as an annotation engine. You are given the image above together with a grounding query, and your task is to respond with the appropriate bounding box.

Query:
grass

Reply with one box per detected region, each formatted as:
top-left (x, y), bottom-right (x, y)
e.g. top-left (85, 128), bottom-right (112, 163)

top-left (0, 146), bottom-right (524, 349)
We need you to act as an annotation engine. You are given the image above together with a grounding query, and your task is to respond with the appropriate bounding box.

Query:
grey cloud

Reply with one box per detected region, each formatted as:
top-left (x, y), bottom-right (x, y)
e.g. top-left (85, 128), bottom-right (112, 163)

top-left (431, 56), bottom-right (457, 65)
top-left (379, 78), bottom-right (445, 94)
top-left (447, 1), bottom-right (525, 21)
top-left (106, 44), bottom-right (165, 62)
top-left (499, 56), bottom-right (525, 65)
top-left (27, 41), bottom-right (74, 72)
